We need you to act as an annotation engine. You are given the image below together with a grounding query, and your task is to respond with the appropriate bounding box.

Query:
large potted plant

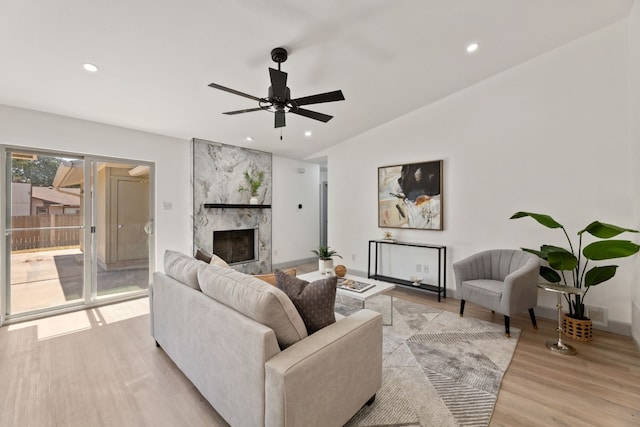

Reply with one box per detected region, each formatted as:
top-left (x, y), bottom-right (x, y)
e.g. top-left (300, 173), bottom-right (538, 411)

top-left (238, 169), bottom-right (265, 204)
top-left (311, 246), bottom-right (342, 275)
top-left (510, 211), bottom-right (639, 341)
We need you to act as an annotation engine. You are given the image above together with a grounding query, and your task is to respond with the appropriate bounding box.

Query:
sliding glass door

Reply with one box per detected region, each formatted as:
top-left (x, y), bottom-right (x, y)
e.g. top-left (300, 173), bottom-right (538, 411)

top-left (5, 151), bottom-right (87, 315)
top-left (93, 160), bottom-right (150, 298)
top-left (2, 148), bottom-right (153, 321)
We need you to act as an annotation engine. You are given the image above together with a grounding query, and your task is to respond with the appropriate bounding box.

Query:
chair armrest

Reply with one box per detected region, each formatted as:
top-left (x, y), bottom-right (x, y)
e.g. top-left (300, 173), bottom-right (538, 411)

top-left (501, 257), bottom-right (540, 315)
top-left (265, 309), bottom-right (383, 427)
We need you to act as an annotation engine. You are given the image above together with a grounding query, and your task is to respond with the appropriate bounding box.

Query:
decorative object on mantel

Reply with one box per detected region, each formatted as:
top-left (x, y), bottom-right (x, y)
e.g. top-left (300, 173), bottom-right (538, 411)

top-left (378, 160), bottom-right (443, 230)
top-left (334, 264), bottom-right (347, 277)
top-left (511, 211), bottom-right (640, 341)
top-left (311, 245), bottom-right (342, 275)
top-left (238, 169), bottom-right (264, 204)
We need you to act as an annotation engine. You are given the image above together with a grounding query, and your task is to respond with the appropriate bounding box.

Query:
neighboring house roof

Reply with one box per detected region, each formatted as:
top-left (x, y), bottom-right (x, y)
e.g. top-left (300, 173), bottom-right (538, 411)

top-left (31, 186), bottom-right (81, 206)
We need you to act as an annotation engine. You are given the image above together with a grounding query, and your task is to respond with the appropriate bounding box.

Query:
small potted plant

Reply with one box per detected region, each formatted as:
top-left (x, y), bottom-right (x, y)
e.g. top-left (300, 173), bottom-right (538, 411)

top-left (238, 169), bottom-right (265, 204)
top-left (311, 246), bottom-right (342, 275)
top-left (511, 211), bottom-right (639, 341)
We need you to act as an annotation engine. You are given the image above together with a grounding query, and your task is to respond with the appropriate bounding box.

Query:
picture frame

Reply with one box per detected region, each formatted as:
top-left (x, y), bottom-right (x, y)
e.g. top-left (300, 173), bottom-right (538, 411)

top-left (378, 160), bottom-right (443, 230)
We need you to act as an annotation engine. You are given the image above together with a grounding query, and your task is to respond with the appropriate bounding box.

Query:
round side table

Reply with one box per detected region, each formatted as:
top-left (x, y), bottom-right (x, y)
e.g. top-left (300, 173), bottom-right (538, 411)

top-left (537, 283), bottom-right (583, 356)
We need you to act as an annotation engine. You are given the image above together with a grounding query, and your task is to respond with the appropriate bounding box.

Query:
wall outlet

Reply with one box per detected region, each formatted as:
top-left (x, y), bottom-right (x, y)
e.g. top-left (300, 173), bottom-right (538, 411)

top-left (351, 254), bottom-right (356, 261)
top-left (273, 249), bottom-right (278, 256)
top-left (585, 304), bottom-right (608, 327)
top-left (162, 201), bottom-right (172, 210)
top-left (423, 264), bottom-right (430, 273)
top-left (415, 264), bottom-right (422, 272)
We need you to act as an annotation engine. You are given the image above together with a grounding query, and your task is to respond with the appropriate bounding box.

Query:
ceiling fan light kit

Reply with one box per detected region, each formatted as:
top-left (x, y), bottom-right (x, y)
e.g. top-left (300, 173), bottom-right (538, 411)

top-left (208, 47), bottom-right (345, 130)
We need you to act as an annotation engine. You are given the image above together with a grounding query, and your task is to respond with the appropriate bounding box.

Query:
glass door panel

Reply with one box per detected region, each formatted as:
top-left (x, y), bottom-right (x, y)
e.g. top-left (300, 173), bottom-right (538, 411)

top-left (7, 152), bottom-right (85, 315)
top-left (94, 161), bottom-right (150, 298)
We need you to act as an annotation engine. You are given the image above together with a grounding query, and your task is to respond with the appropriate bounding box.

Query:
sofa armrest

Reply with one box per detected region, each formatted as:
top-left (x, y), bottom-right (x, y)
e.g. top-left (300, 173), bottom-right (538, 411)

top-left (264, 309), bottom-right (383, 427)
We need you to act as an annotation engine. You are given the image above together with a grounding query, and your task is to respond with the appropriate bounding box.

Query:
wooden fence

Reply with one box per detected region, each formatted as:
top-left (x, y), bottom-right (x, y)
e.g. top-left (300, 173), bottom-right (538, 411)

top-left (11, 214), bottom-right (81, 251)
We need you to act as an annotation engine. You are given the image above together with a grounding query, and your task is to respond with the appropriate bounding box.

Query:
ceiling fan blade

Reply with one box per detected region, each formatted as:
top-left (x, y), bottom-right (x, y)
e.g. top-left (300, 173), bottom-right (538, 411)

top-left (292, 90), bottom-right (345, 106)
top-left (275, 111), bottom-right (286, 128)
top-left (223, 107), bottom-right (265, 115)
top-left (208, 82), bottom-right (262, 102)
top-left (290, 107), bottom-right (333, 123)
top-left (269, 68), bottom-right (288, 101)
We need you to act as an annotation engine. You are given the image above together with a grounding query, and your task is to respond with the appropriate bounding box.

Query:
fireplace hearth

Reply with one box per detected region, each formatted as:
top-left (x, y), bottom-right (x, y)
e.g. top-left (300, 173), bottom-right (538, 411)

top-left (213, 229), bottom-right (257, 264)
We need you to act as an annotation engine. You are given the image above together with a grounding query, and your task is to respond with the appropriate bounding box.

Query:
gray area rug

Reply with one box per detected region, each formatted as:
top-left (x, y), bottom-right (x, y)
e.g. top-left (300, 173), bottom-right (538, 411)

top-left (335, 295), bottom-right (520, 427)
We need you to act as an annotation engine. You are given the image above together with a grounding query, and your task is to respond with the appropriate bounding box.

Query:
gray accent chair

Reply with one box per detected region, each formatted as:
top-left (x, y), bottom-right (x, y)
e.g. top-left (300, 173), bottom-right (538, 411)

top-left (453, 249), bottom-right (540, 337)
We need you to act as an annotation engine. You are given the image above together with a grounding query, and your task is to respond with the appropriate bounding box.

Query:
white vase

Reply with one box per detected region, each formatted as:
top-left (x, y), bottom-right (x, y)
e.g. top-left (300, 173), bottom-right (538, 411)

top-left (249, 196), bottom-right (258, 205)
top-left (318, 259), bottom-right (333, 275)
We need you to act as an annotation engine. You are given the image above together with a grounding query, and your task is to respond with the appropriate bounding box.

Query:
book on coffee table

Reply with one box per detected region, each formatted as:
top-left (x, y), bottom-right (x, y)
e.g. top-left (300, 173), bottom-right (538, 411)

top-left (337, 278), bottom-right (375, 293)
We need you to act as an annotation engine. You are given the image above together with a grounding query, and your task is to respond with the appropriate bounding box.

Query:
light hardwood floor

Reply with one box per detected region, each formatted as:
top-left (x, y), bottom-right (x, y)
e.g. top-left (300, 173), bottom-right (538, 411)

top-left (1, 264), bottom-right (638, 427)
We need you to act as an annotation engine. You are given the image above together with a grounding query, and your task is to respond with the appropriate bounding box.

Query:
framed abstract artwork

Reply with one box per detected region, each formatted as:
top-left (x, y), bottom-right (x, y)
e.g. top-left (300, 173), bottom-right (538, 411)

top-left (378, 160), bottom-right (443, 230)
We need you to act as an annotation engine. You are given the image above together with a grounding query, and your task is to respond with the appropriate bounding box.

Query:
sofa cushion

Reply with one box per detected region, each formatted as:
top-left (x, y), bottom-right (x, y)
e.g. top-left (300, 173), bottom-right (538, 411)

top-left (209, 254), bottom-right (230, 269)
top-left (254, 268), bottom-right (297, 286)
top-left (164, 250), bottom-right (205, 290)
top-left (275, 270), bottom-right (337, 334)
top-left (194, 248), bottom-right (213, 263)
top-left (198, 264), bottom-right (308, 349)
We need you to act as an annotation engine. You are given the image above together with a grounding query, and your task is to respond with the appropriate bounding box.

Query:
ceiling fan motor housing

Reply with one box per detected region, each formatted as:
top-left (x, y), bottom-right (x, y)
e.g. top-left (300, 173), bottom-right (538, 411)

top-left (271, 47), bottom-right (288, 64)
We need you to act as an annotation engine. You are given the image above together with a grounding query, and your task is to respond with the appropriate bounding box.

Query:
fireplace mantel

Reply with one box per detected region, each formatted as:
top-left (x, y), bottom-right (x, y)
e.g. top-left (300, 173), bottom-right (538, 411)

top-left (204, 204), bottom-right (271, 209)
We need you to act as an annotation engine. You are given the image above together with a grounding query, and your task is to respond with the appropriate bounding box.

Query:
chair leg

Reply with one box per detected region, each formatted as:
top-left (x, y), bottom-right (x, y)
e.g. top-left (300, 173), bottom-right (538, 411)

top-left (460, 300), bottom-right (466, 317)
top-left (529, 308), bottom-right (538, 329)
top-left (504, 316), bottom-right (510, 338)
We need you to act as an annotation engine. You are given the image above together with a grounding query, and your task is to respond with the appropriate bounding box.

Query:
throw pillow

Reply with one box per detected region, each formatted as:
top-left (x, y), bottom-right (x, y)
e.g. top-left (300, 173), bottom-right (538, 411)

top-left (194, 248), bottom-right (213, 263)
top-left (275, 269), bottom-right (337, 334)
top-left (210, 253), bottom-right (230, 269)
top-left (254, 267), bottom-right (297, 286)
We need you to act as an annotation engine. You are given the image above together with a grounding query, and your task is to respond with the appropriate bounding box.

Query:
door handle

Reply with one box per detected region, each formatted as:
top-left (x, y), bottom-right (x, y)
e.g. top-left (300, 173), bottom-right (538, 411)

top-left (118, 224), bottom-right (123, 229)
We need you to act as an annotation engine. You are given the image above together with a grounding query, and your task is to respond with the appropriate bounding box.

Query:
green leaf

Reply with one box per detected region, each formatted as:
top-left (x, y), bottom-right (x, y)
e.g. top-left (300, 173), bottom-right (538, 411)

top-left (540, 245), bottom-right (573, 259)
top-left (578, 221), bottom-right (639, 238)
top-left (583, 240), bottom-right (640, 260)
top-left (547, 250), bottom-right (578, 271)
top-left (540, 266), bottom-right (561, 283)
top-left (584, 266), bottom-right (618, 287)
top-left (522, 248), bottom-right (544, 259)
top-left (510, 212), bottom-right (564, 229)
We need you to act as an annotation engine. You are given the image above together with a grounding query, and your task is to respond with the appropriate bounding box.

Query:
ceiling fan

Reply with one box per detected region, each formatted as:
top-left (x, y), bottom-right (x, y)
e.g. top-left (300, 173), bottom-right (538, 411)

top-left (208, 47), bottom-right (345, 129)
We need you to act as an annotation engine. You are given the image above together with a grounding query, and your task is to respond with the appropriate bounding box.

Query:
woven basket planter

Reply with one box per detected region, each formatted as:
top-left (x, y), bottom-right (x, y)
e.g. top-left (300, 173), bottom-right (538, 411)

top-left (563, 314), bottom-right (593, 342)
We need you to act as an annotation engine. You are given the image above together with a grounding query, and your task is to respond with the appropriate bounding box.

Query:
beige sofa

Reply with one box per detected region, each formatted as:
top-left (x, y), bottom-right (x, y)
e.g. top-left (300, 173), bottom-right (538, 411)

top-left (150, 251), bottom-right (383, 427)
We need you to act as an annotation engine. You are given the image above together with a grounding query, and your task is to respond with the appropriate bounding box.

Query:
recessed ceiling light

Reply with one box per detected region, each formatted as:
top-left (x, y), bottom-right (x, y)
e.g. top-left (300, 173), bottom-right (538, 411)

top-left (82, 62), bottom-right (99, 72)
top-left (245, 136), bottom-right (254, 142)
top-left (466, 43), bottom-right (479, 53)
top-left (304, 131), bottom-right (312, 137)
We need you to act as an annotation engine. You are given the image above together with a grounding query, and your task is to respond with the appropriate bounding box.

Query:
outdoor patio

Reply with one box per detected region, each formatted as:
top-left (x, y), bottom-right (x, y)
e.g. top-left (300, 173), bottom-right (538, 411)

top-left (9, 247), bottom-right (148, 314)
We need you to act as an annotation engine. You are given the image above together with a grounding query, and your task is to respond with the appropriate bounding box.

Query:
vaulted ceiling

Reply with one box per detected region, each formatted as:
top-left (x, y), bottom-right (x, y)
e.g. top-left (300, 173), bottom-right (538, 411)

top-left (0, 0), bottom-right (634, 159)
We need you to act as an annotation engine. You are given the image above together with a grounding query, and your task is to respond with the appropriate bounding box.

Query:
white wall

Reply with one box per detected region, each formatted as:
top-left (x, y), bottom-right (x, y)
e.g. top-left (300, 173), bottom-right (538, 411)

top-left (629, 1), bottom-right (640, 343)
top-left (271, 156), bottom-right (320, 265)
top-left (318, 21), bottom-right (635, 324)
top-left (0, 105), bottom-right (192, 271)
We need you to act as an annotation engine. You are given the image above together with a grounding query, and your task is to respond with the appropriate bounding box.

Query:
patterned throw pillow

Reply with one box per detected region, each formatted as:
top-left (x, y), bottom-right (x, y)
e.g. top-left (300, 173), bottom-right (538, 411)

top-left (275, 269), bottom-right (337, 334)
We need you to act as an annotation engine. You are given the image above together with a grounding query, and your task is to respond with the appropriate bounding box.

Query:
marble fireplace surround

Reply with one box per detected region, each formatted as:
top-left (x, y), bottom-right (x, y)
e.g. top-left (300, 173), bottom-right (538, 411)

top-left (192, 138), bottom-right (272, 274)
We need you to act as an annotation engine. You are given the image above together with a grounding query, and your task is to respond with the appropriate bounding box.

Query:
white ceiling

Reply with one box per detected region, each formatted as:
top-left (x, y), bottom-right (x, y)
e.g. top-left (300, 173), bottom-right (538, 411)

top-left (0, 0), bottom-right (634, 160)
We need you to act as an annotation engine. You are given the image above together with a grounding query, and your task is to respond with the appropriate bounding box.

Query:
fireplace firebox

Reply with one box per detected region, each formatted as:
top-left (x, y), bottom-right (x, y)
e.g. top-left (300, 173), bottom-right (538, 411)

top-left (213, 229), bottom-right (257, 264)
